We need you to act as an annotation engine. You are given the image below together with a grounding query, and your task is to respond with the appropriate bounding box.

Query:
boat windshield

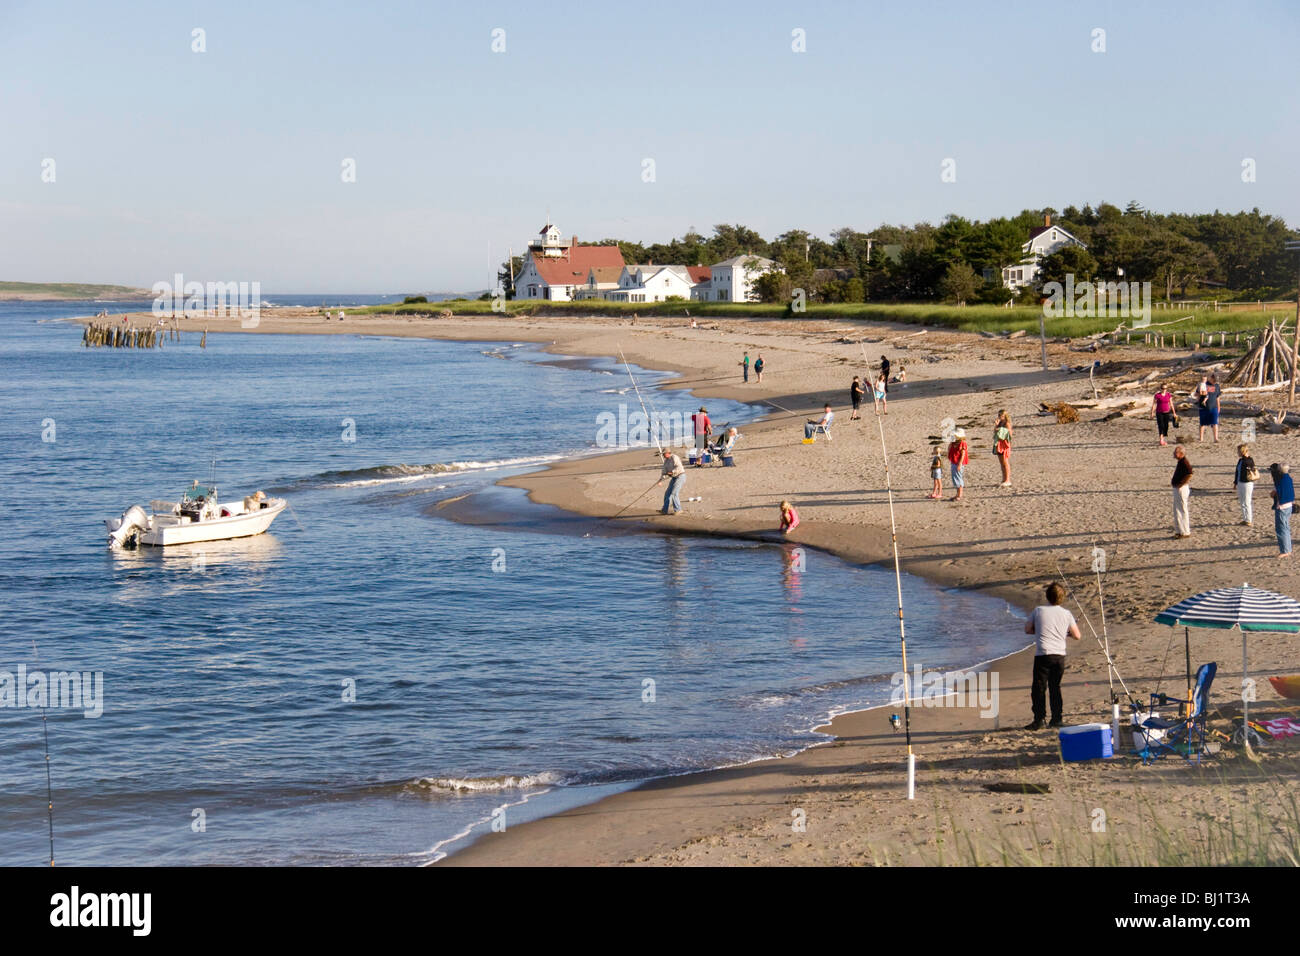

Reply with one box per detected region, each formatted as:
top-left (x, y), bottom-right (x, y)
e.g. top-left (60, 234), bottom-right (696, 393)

top-left (184, 485), bottom-right (216, 500)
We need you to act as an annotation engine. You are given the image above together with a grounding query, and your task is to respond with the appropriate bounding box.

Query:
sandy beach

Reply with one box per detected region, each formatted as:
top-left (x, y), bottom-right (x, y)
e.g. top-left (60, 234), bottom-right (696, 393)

top-left (93, 307), bottom-right (1300, 865)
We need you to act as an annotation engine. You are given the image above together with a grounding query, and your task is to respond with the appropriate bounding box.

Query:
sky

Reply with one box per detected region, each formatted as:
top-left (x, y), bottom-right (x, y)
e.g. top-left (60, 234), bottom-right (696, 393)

top-left (2, 0), bottom-right (1298, 293)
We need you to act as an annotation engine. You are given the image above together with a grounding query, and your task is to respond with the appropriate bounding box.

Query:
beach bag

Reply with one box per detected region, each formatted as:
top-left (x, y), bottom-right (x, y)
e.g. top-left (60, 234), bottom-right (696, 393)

top-left (1245, 464), bottom-right (1261, 483)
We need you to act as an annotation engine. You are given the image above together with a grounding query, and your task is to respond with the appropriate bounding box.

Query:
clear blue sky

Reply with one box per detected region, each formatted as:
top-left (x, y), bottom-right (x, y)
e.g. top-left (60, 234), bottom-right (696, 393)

top-left (3, 0), bottom-right (1297, 292)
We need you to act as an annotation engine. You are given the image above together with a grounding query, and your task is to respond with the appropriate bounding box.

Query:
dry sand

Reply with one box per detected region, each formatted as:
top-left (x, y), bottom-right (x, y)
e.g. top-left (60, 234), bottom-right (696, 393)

top-left (90, 307), bottom-right (1300, 865)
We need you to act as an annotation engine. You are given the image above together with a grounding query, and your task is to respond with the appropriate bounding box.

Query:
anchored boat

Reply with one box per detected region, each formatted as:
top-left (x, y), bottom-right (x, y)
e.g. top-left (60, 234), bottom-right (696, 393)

top-left (107, 482), bottom-right (286, 548)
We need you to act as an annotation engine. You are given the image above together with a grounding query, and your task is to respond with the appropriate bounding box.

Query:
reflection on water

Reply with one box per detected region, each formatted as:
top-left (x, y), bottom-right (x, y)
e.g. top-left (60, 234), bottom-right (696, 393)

top-left (106, 533), bottom-right (286, 601)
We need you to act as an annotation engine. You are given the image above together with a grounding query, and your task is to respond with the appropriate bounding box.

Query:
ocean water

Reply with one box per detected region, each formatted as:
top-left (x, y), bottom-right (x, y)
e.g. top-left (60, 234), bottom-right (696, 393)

top-left (0, 300), bottom-right (1025, 865)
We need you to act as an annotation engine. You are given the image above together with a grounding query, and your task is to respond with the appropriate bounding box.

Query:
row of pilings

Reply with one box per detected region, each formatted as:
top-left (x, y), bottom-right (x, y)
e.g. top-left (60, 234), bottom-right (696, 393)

top-left (82, 323), bottom-right (206, 348)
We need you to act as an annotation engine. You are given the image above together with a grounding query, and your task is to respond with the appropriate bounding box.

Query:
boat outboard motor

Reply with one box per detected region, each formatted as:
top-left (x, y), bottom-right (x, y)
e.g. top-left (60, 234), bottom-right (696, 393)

top-left (106, 505), bottom-right (149, 549)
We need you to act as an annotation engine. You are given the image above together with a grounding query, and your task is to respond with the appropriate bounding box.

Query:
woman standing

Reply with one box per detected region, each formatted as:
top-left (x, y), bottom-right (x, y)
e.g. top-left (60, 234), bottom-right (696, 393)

top-left (993, 409), bottom-right (1013, 487)
top-left (1198, 374), bottom-right (1222, 443)
top-left (1270, 463), bottom-right (1294, 558)
top-left (754, 355), bottom-right (765, 383)
top-left (1151, 383), bottom-right (1176, 447)
top-left (1234, 444), bottom-right (1258, 526)
top-left (873, 373), bottom-right (888, 414)
top-left (1171, 445), bottom-right (1193, 538)
top-left (850, 376), bottom-right (864, 420)
top-left (947, 428), bottom-right (969, 502)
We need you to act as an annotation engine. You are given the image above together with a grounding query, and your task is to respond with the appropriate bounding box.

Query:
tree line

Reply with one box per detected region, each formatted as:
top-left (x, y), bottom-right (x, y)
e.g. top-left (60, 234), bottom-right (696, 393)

top-left (496, 203), bottom-right (1297, 304)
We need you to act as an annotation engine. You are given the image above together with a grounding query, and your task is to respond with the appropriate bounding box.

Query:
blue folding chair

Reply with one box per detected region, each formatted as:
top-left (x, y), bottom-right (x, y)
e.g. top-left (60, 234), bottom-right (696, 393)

top-left (1132, 662), bottom-right (1217, 764)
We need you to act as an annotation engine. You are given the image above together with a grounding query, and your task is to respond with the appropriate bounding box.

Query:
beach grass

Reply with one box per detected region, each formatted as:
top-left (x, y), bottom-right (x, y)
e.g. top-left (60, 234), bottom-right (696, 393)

top-left (351, 298), bottom-right (1299, 341)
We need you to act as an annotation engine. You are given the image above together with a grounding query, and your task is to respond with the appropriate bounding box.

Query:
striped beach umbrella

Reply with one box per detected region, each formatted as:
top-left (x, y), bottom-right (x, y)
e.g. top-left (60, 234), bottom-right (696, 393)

top-left (1154, 583), bottom-right (1300, 732)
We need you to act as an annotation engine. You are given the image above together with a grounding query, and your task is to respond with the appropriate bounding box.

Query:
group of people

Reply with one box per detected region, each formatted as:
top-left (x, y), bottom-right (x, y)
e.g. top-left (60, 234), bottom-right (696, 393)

top-left (1150, 374), bottom-right (1222, 446)
top-left (1169, 443), bottom-right (1295, 555)
top-left (739, 352), bottom-right (765, 384)
top-left (927, 409), bottom-right (1013, 501)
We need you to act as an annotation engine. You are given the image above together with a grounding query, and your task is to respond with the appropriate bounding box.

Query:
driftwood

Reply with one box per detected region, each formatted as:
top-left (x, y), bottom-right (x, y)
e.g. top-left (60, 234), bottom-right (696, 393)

top-left (1039, 401), bottom-right (1079, 423)
top-left (1223, 319), bottom-right (1296, 388)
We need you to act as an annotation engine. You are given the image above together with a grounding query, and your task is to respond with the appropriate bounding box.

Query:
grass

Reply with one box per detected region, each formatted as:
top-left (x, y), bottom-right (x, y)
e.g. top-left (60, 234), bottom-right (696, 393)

top-left (351, 298), bottom-right (1299, 341)
top-left (0, 280), bottom-right (149, 299)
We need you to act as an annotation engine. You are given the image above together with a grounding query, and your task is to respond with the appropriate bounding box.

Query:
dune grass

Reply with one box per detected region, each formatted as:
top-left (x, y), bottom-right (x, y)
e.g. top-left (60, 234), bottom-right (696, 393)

top-left (352, 298), bottom-right (1297, 341)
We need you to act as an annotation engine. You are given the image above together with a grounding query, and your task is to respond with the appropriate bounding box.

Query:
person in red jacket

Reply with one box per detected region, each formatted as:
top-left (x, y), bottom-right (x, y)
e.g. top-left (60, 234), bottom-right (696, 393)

top-left (947, 428), bottom-right (969, 502)
top-left (691, 407), bottom-right (712, 465)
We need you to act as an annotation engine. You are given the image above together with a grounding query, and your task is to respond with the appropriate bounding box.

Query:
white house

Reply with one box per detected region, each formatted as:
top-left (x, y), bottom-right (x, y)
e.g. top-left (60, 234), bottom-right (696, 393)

top-left (513, 223), bottom-right (626, 301)
top-left (1002, 216), bottom-right (1086, 291)
top-left (706, 255), bottom-right (779, 302)
top-left (605, 264), bottom-right (696, 303)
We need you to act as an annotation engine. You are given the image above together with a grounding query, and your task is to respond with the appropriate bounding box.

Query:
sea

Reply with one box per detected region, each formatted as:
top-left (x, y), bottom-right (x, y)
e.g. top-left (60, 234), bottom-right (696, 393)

top-left (0, 294), bottom-right (1027, 865)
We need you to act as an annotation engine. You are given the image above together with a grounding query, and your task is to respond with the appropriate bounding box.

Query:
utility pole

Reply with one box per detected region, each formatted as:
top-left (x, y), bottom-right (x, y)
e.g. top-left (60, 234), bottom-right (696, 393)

top-left (1288, 240), bottom-right (1300, 404)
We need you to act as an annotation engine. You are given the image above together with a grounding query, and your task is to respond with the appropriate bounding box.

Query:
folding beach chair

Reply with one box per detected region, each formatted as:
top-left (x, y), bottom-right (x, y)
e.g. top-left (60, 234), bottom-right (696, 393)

top-left (1132, 662), bottom-right (1217, 765)
top-left (804, 413), bottom-right (834, 443)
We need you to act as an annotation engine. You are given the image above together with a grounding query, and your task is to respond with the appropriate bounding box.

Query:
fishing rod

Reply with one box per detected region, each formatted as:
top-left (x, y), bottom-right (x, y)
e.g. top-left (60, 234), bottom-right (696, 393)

top-left (619, 345), bottom-right (662, 455)
top-left (869, 387), bottom-right (915, 798)
top-left (30, 637), bottom-right (54, 866)
top-left (1052, 555), bottom-right (1136, 707)
top-left (582, 476), bottom-right (662, 538)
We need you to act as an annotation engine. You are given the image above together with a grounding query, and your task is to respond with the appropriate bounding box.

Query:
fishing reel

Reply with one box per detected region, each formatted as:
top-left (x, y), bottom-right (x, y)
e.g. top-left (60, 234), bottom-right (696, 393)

top-left (888, 713), bottom-right (902, 732)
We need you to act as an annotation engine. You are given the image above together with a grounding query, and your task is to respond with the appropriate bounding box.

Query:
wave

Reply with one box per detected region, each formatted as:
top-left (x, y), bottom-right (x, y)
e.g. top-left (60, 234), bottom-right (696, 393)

top-left (412, 771), bottom-right (573, 794)
top-left (278, 456), bottom-right (568, 490)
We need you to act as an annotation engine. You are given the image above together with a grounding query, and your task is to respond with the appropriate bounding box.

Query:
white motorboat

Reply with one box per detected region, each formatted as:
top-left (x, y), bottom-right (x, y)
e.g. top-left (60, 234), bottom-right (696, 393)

top-left (107, 482), bottom-right (286, 548)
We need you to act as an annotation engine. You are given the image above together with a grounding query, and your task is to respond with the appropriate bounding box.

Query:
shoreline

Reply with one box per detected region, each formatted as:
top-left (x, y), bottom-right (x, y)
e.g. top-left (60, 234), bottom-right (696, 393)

top-left (69, 306), bottom-right (1300, 865)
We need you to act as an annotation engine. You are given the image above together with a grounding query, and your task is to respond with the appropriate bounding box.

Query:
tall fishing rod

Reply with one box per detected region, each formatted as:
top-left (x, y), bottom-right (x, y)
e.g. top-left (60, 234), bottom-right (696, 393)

top-left (1052, 555), bottom-right (1135, 706)
top-left (619, 345), bottom-right (662, 455)
top-left (30, 637), bottom-right (53, 865)
top-left (870, 392), bottom-right (915, 798)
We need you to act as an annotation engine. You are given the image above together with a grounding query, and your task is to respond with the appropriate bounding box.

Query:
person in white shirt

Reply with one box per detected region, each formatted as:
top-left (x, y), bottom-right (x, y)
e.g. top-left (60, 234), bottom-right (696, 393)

top-left (1023, 582), bottom-right (1081, 729)
top-left (804, 404), bottom-right (833, 440)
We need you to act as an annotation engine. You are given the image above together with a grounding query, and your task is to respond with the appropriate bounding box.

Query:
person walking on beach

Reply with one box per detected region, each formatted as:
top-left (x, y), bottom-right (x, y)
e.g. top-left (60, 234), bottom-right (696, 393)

top-left (1151, 383), bottom-right (1176, 446)
top-left (850, 376), bottom-right (865, 420)
top-left (1197, 374), bottom-right (1222, 443)
top-left (779, 500), bottom-right (800, 535)
top-left (1023, 582), bottom-right (1082, 730)
top-left (873, 372), bottom-right (888, 414)
top-left (658, 448), bottom-right (685, 515)
top-left (1234, 444), bottom-right (1259, 526)
top-left (740, 351), bottom-right (750, 383)
top-left (947, 428), bottom-right (969, 501)
top-left (1171, 444), bottom-right (1193, 538)
top-left (993, 409), bottom-right (1013, 487)
top-left (879, 355), bottom-right (891, 393)
top-left (691, 407), bottom-right (711, 465)
top-left (1270, 463), bottom-right (1294, 558)
top-left (928, 447), bottom-right (944, 499)
top-left (754, 354), bottom-right (765, 383)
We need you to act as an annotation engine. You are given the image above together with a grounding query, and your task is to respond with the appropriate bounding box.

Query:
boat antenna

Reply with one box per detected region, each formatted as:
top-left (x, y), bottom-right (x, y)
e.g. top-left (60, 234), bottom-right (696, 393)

top-left (30, 636), bottom-right (54, 865)
top-left (619, 345), bottom-right (662, 455)
top-left (869, 372), bottom-right (914, 799)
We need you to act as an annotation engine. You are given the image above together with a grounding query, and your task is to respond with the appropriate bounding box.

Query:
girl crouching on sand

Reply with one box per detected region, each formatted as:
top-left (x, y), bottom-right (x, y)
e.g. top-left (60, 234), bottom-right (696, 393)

top-left (779, 500), bottom-right (800, 535)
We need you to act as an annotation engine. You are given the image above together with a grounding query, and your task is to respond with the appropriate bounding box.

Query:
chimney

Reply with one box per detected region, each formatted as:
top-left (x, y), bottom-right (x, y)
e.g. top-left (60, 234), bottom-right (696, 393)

top-left (1044, 214), bottom-right (1051, 227)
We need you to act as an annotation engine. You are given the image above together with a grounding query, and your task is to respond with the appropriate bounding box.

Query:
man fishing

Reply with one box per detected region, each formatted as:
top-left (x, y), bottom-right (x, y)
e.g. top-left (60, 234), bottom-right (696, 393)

top-left (658, 447), bottom-right (686, 515)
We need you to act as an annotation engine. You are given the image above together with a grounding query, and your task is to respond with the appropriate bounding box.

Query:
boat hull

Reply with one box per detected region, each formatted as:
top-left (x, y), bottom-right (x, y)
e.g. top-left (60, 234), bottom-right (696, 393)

top-left (138, 498), bottom-right (286, 546)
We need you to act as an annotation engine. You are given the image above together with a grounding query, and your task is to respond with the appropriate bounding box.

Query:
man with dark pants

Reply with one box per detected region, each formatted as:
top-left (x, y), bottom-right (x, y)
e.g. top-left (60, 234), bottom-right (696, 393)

top-left (1023, 582), bottom-right (1081, 729)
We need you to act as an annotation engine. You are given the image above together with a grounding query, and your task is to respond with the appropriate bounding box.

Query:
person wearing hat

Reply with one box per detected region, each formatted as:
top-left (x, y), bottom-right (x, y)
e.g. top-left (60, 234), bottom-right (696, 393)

top-left (1270, 462), bottom-right (1294, 557)
top-left (691, 407), bottom-right (712, 465)
top-left (947, 428), bottom-right (969, 501)
top-left (658, 447), bottom-right (686, 515)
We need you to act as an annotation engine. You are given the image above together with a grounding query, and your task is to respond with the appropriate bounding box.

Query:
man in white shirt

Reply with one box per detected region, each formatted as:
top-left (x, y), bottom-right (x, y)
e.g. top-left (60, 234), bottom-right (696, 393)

top-left (1023, 582), bottom-right (1081, 729)
top-left (658, 448), bottom-right (685, 514)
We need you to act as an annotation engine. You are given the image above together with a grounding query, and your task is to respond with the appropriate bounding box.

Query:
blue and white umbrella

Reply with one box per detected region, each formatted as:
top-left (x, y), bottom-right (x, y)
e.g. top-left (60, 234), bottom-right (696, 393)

top-left (1155, 583), bottom-right (1300, 730)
